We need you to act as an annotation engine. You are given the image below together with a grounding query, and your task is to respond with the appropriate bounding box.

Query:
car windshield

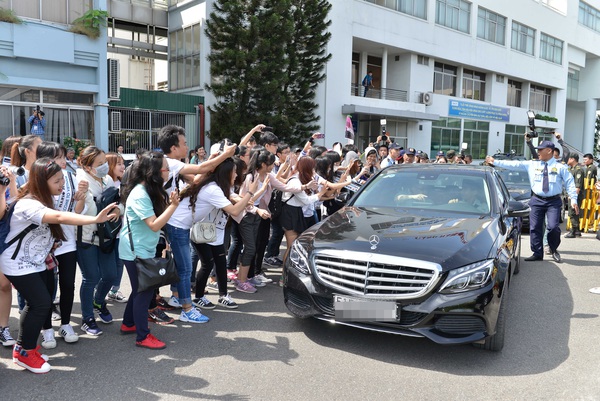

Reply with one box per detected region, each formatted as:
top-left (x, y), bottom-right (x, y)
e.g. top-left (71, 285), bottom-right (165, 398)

top-left (353, 168), bottom-right (491, 214)
top-left (497, 169), bottom-right (530, 186)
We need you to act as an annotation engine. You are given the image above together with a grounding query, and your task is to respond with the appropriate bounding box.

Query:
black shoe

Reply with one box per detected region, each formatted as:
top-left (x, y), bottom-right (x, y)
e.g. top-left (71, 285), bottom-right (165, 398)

top-left (575, 231), bottom-right (582, 237)
top-left (564, 232), bottom-right (576, 238)
top-left (551, 251), bottom-right (562, 263)
top-left (524, 255), bottom-right (543, 261)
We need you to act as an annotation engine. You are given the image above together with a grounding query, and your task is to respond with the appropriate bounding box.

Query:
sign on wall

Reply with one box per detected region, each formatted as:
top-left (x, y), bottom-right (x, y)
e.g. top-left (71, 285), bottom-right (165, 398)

top-left (448, 100), bottom-right (510, 122)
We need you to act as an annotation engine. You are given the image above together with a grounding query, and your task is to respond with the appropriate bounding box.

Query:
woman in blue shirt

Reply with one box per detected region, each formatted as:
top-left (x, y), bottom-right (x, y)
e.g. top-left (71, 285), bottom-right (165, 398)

top-left (118, 152), bottom-right (179, 350)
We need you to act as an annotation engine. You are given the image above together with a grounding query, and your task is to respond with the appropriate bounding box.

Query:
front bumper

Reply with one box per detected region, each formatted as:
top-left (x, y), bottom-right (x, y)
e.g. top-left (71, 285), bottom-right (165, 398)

top-left (283, 260), bottom-right (504, 346)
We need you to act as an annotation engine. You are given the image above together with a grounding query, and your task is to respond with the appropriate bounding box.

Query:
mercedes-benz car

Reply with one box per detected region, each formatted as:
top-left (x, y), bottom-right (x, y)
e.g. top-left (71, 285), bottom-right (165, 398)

top-left (496, 168), bottom-right (531, 229)
top-left (283, 164), bottom-right (528, 351)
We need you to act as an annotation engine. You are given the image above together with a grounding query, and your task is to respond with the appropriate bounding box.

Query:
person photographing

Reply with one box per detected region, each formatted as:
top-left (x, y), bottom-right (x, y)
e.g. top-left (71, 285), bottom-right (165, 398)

top-left (28, 107), bottom-right (46, 141)
top-left (485, 141), bottom-right (578, 263)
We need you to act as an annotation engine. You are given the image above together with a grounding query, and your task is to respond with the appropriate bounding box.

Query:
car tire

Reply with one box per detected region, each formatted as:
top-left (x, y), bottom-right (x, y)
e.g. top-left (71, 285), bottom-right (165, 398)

top-left (473, 286), bottom-right (508, 352)
top-left (513, 237), bottom-right (521, 275)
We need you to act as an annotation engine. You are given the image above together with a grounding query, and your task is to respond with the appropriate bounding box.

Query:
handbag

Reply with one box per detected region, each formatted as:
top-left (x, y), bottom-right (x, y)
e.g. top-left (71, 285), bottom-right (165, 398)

top-left (190, 209), bottom-right (218, 244)
top-left (126, 216), bottom-right (179, 293)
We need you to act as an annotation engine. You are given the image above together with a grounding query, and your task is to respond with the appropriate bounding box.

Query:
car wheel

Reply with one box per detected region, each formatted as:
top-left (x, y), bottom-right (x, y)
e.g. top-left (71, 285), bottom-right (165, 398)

top-left (513, 237), bottom-right (521, 275)
top-left (473, 287), bottom-right (508, 352)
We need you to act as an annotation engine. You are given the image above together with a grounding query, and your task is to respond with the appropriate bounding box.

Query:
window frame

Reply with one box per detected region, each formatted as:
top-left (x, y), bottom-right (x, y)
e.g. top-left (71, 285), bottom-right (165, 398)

top-left (529, 84), bottom-right (552, 113)
top-left (435, 0), bottom-right (472, 34)
top-left (433, 62), bottom-right (458, 96)
top-left (477, 7), bottom-right (506, 45)
top-left (511, 21), bottom-right (535, 56)
top-left (540, 32), bottom-right (563, 65)
top-left (506, 79), bottom-right (522, 107)
top-left (462, 69), bottom-right (486, 101)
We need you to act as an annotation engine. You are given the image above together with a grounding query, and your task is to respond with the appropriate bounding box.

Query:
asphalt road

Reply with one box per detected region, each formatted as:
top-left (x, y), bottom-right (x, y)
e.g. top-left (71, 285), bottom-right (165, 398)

top-left (1, 230), bottom-right (600, 400)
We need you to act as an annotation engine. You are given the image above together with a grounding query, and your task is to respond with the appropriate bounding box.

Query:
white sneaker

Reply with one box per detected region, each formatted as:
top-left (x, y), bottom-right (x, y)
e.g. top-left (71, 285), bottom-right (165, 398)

top-left (217, 294), bottom-right (239, 309)
top-left (0, 326), bottom-right (16, 347)
top-left (589, 287), bottom-right (600, 294)
top-left (58, 324), bottom-right (79, 343)
top-left (167, 296), bottom-right (182, 308)
top-left (41, 328), bottom-right (57, 349)
top-left (255, 273), bottom-right (273, 284)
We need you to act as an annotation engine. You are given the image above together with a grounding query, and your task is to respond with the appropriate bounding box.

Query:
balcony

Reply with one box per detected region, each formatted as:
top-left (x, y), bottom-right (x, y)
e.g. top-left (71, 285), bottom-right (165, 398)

top-left (350, 84), bottom-right (408, 102)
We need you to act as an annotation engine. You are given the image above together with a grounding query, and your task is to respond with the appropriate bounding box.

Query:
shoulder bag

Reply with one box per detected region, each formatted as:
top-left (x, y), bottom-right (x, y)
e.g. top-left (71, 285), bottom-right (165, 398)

top-left (190, 209), bottom-right (218, 244)
top-left (126, 215), bottom-right (179, 293)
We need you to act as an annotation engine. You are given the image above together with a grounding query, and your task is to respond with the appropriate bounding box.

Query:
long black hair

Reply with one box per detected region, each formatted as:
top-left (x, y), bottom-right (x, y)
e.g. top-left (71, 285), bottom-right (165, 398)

top-left (247, 149), bottom-right (275, 176)
top-left (315, 156), bottom-right (333, 182)
top-left (180, 158), bottom-right (236, 213)
top-left (120, 151), bottom-right (168, 217)
top-left (36, 141), bottom-right (64, 159)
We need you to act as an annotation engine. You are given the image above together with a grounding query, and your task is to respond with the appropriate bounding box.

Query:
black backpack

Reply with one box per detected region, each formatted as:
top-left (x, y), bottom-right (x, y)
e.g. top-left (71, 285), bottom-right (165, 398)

top-left (78, 186), bottom-right (121, 254)
top-left (268, 189), bottom-right (294, 220)
top-left (0, 201), bottom-right (38, 259)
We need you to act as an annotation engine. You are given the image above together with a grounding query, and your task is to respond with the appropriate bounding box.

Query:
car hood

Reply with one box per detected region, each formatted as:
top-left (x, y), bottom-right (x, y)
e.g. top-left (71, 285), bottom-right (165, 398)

top-left (308, 206), bottom-right (498, 271)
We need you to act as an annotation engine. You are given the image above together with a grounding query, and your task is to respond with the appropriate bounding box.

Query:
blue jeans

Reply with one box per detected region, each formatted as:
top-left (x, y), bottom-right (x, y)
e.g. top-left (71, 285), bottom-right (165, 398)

top-left (111, 239), bottom-right (124, 290)
top-left (77, 245), bottom-right (118, 321)
top-left (265, 217), bottom-right (284, 258)
top-left (166, 224), bottom-right (192, 306)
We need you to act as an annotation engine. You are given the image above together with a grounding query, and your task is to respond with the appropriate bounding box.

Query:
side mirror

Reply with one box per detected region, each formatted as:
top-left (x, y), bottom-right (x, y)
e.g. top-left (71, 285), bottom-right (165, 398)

top-left (507, 200), bottom-right (530, 218)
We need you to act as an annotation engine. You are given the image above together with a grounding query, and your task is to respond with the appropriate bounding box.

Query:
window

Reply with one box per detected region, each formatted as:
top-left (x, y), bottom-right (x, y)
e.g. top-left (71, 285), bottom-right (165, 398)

top-left (169, 24), bottom-right (201, 90)
top-left (365, 0), bottom-right (427, 19)
top-left (431, 118), bottom-right (461, 156)
top-left (463, 120), bottom-right (489, 159)
top-left (10, 0), bottom-right (92, 25)
top-left (462, 69), bottom-right (486, 101)
top-left (579, 1), bottom-right (600, 33)
top-left (433, 62), bottom-right (458, 96)
top-left (529, 84), bottom-right (552, 112)
top-left (477, 7), bottom-right (506, 45)
top-left (436, 0), bottom-right (471, 33)
top-left (540, 33), bottom-right (563, 64)
top-left (504, 124), bottom-right (528, 155)
top-left (567, 69), bottom-right (580, 101)
top-left (507, 79), bottom-right (522, 107)
top-left (511, 21), bottom-right (535, 55)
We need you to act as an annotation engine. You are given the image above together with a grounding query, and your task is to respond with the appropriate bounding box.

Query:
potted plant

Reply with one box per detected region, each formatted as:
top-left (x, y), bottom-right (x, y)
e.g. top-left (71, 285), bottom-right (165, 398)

top-left (69, 9), bottom-right (108, 39)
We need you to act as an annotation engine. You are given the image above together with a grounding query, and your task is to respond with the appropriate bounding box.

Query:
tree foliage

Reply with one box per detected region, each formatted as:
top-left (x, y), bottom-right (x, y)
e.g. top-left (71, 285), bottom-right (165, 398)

top-left (205, 0), bottom-right (332, 145)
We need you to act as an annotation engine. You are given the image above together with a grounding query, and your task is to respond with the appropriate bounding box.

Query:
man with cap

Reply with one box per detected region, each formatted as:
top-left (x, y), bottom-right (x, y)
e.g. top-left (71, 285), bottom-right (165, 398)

top-left (565, 153), bottom-right (584, 238)
top-left (435, 150), bottom-right (445, 162)
top-left (403, 147), bottom-right (417, 164)
top-left (486, 141), bottom-right (578, 263)
top-left (381, 143), bottom-right (402, 168)
top-left (446, 149), bottom-right (457, 164)
top-left (582, 153), bottom-right (597, 181)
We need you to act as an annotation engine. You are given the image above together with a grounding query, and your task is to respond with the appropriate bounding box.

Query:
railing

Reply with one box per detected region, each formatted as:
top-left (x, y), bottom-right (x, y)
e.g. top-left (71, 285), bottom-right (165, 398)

top-left (351, 84), bottom-right (408, 102)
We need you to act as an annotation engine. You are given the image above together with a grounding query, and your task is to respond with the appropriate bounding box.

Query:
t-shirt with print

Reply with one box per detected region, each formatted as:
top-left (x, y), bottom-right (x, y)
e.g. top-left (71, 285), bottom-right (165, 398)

top-left (119, 184), bottom-right (160, 261)
top-left (165, 157), bottom-right (185, 195)
top-left (0, 198), bottom-right (52, 277)
top-left (193, 182), bottom-right (231, 246)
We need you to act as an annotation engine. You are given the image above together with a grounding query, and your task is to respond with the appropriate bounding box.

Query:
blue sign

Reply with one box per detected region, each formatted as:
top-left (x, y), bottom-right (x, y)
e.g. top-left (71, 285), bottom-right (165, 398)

top-left (448, 100), bottom-right (510, 122)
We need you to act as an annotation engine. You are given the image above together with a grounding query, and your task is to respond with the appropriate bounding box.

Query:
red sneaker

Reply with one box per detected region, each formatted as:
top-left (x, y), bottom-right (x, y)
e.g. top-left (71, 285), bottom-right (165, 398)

top-left (13, 345), bottom-right (48, 362)
top-left (120, 324), bottom-right (136, 335)
top-left (135, 333), bottom-right (166, 350)
top-left (14, 347), bottom-right (51, 373)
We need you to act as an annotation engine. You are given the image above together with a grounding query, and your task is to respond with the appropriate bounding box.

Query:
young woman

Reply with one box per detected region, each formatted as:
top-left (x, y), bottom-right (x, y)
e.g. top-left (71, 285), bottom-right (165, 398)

top-left (0, 158), bottom-right (118, 373)
top-left (36, 142), bottom-right (86, 345)
top-left (280, 157), bottom-right (329, 263)
top-left (180, 158), bottom-right (260, 307)
top-left (76, 146), bottom-right (122, 336)
top-left (234, 150), bottom-right (274, 293)
top-left (105, 152), bottom-right (127, 303)
top-left (10, 135), bottom-right (42, 189)
top-left (119, 152), bottom-right (180, 349)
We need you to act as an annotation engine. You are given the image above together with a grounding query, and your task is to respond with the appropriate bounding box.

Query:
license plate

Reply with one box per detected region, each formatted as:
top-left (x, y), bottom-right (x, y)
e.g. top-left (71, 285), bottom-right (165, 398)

top-left (334, 294), bottom-right (399, 322)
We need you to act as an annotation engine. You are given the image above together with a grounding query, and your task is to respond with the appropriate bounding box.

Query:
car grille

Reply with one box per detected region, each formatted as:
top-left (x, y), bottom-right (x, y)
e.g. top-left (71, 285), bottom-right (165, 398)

top-left (313, 250), bottom-right (441, 299)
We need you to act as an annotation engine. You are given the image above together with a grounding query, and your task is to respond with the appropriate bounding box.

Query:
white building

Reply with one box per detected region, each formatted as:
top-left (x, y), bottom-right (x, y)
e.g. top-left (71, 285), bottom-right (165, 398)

top-left (167, 0), bottom-right (600, 157)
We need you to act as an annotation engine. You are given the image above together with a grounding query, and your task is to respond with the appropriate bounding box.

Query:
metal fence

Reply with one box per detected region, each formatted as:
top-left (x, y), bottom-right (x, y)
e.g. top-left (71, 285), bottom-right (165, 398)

top-left (108, 107), bottom-right (195, 154)
top-left (350, 84), bottom-right (409, 102)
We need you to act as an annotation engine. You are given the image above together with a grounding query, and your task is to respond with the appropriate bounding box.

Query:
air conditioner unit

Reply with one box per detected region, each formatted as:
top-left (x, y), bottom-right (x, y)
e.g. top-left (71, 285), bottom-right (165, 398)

top-left (110, 111), bottom-right (121, 132)
top-left (107, 59), bottom-right (120, 100)
top-left (422, 92), bottom-right (433, 106)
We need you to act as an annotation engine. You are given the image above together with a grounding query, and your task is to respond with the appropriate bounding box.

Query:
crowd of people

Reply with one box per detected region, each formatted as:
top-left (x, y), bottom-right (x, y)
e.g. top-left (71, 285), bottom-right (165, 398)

top-left (1, 123), bottom-right (598, 374)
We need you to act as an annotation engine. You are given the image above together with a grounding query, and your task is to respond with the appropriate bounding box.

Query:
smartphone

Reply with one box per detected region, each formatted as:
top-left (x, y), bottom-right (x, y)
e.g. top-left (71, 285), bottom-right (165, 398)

top-left (2, 157), bottom-right (10, 167)
top-left (314, 133), bottom-right (325, 139)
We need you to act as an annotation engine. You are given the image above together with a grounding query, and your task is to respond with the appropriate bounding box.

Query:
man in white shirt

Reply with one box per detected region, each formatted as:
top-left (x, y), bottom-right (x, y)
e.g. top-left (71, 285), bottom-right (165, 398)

top-left (380, 142), bottom-right (402, 168)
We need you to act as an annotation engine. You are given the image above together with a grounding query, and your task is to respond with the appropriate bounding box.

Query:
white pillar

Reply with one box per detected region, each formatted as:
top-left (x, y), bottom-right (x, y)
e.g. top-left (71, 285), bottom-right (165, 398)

top-left (381, 47), bottom-right (388, 93)
top-left (583, 98), bottom-right (598, 153)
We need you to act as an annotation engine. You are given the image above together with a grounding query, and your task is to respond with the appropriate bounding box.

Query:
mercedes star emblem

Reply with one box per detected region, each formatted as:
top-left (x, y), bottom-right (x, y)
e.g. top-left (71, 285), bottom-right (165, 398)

top-left (369, 235), bottom-right (380, 250)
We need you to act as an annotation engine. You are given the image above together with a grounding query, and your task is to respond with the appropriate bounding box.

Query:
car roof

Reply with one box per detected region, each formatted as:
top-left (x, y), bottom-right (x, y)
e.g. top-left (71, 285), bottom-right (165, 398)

top-left (386, 163), bottom-right (496, 174)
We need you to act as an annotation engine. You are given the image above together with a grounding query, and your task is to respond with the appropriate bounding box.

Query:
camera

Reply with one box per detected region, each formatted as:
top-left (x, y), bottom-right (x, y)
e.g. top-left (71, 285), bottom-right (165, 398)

top-left (526, 110), bottom-right (538, 138)
top-left (0, 173), bottom-right (9, 186)
top-left (262, 126), bottom-right (273, 132)
top-left (219, 139), bottom-right (240, 156)
top-left (9, 166), bottom-right (25, 176)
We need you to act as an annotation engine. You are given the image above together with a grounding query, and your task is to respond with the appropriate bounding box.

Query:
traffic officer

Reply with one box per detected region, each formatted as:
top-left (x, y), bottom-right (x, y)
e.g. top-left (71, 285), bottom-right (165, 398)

top-left (564, 154), bottom-right (584, 238)
top-left (486, 140), bottom-right (578, 263)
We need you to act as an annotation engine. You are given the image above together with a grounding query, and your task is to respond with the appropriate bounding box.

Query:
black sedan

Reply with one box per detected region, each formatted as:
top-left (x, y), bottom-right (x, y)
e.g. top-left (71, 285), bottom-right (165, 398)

top-left (283, 164), bottom-right (528, 351)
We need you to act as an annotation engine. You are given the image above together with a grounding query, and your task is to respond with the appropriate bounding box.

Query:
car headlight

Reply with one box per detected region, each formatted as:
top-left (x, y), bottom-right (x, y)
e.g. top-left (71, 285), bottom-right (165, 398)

top-left (439, 259), bottom-right (495, 294)
top-left (289, 240), bottom-right (311, 275)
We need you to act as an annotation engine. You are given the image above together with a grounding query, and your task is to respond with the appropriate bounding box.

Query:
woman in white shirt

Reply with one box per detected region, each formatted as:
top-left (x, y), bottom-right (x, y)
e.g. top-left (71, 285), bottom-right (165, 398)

top-left (1, 158), bottom-right (117, 373)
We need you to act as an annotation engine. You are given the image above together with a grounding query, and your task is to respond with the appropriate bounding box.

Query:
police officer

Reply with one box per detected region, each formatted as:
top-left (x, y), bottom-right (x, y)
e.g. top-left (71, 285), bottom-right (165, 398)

top-left (582, 153), bottom-right (597, 181)
top-left (486, 140), bottom-right (578, 263)
top-left (564, 154), bottom-right (584, 238)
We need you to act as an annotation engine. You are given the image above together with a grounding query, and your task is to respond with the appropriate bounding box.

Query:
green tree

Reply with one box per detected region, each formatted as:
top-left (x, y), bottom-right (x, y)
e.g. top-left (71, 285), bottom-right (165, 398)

top-left (206, 0), bottom-right (331, 145)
